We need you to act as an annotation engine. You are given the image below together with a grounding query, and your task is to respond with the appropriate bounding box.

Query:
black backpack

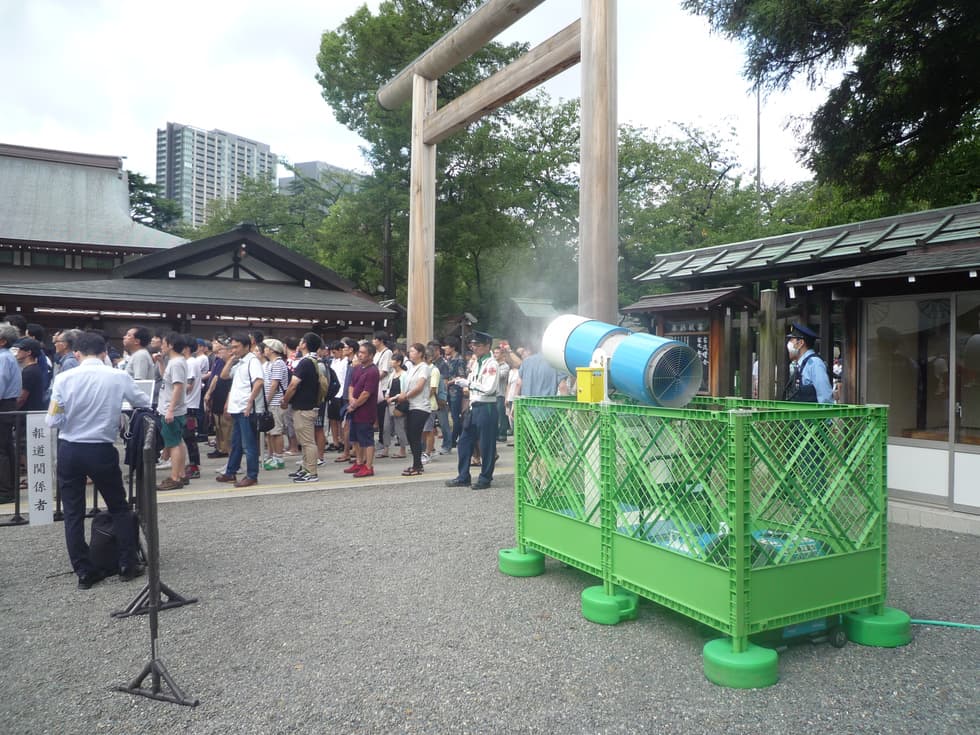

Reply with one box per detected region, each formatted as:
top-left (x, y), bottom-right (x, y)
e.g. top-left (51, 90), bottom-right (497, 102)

top-left (89, 511), bottom-right (140, 574)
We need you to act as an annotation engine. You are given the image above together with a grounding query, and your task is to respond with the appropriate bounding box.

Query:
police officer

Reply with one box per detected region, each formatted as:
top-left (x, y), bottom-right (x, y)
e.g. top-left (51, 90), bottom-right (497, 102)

top-left (784, 323), bottom-right (833, 404)
top-left (446, 331), bottom-right (499, 490)
top-left (46, 332), bottom-right (151, 589)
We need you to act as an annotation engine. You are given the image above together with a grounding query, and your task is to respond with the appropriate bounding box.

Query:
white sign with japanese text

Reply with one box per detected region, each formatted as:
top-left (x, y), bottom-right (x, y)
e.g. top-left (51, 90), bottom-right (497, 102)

top-left (26, 413), bottom-right (55, 525)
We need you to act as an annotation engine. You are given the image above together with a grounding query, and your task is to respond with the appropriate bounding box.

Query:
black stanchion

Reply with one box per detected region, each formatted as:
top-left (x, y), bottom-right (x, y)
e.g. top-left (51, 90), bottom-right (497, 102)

top-left (53, 468), bottom-right (63, 522)
top-left (115, 417), bottom-right (199, 707)
top-left (86, 474), bottom-right (101, 517)
top-left (112, 416), bottom-right (195, 619)
top-left (1, 414), bottom-right (28, 527)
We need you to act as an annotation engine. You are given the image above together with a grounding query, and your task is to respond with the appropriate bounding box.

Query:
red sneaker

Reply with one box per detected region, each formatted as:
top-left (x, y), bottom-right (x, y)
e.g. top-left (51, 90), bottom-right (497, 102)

top-left (343, 463), bottom-right (364, 474)
top-left (353, 466), bottom-right (374, 478)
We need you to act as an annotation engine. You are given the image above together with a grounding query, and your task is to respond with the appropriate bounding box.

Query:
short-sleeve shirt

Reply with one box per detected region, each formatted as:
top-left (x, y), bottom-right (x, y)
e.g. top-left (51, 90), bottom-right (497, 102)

top-left (374, 348), bottom-right (392, 400)
top-left (183, 353), bottom-right (202, 409)
top-left (289, 357), bottom-right (319, 411)
top-left (227, 353), bottom-right (264, 414)
top-left (158, 356), bottom-right (188, 416)
top-left (126, 348), bottom-right (155, 381)
top-left (264, 358), bottom-right (288, 407)
top-left (518, 353), bottom-right (562, 397)
top-left (428, 363), bottom-right (440, 411)
top-left (402, 361), bottom-right (430, 412)
top-left (446, 355), bottom-right (466, 397)
top-left (330, 357), bottom-right (349, 399)
top-left (0, 348), bottom-right (21, 400)
top-left (209, 357), bottom-right (231, 409)
top-left (350, 363), bottom-right (379, 423)
top-left (21, 363), bottom-right (46, 410)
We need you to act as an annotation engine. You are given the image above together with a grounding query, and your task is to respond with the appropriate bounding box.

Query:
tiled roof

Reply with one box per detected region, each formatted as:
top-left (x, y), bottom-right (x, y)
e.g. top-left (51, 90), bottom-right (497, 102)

top-left (0, 143), bottom-right (186, 249)
top-left (634, 202), bottom-right (980, 283)
top-left (622, 286), bottom-right (755, 313)
top-left (1, 278), bottom-right (393, 320)
top-left (786, 244), bottom-right (980, 286)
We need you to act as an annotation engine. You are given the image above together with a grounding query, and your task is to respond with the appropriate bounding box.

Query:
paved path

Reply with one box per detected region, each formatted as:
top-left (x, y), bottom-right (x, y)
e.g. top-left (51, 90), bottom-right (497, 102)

top-left (0, 439), bottom-right (515, 513)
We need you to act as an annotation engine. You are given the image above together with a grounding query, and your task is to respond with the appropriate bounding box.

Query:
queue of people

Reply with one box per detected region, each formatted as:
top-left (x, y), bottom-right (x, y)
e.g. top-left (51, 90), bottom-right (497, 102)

top-left (0, 316), bottom-right (581, 589)
top-left (0, 318), bottom-right (578, 503)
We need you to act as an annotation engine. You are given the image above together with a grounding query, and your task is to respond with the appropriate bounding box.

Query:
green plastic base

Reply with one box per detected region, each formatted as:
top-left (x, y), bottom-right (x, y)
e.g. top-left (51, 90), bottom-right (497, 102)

top-left (844, 607), bottom-right (912, 648)
top-left (703, 638), bottom-right (779, 689)
top-left (581, 585), bottom-right (638, 625)
top-left (497, 548), bottom-right (546, 577)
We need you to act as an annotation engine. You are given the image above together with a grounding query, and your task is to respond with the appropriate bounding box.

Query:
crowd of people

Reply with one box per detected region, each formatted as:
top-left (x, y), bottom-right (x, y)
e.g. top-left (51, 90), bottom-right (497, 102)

top-left (0, 316), bottom-right (572, 589)
top-left (0, 317), bottom-right (571, 503)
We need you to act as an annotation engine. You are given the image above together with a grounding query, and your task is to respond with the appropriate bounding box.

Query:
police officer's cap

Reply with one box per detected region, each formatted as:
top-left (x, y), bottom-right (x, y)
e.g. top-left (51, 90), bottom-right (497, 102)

top-left (467, 331), bottom-right (492, 346)
top-left (787, 323), bottom-right (818, 341)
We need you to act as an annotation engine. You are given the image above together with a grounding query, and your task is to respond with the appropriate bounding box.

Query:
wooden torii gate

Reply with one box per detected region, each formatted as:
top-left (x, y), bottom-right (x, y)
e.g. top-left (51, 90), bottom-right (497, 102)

top-left (377, 0), bottom-right (618, 343)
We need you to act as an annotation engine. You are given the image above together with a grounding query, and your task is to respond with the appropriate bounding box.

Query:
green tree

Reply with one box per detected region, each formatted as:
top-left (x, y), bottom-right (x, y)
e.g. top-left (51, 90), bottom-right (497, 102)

top-left (316, 0), bottom-right (547, 328)
top-left (188, 173), bottom-right (355, 262)
top-left (127, 172), bottom-right (182, 232)
top-left (618, 124), bottom-right (768, 305)
top-left (684, 0), bottom-right (980, 204)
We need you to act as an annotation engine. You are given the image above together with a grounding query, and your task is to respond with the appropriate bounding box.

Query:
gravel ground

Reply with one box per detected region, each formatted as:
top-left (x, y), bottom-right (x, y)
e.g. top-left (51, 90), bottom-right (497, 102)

top-left (1, 478), bottom-right (977, 735)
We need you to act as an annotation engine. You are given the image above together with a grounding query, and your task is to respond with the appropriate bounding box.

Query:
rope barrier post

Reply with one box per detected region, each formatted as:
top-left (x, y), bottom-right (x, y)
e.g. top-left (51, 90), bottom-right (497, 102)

top-left (115, 416), bottom-right (199, 707)
top-left (1, 413), bottom-right (28, 526)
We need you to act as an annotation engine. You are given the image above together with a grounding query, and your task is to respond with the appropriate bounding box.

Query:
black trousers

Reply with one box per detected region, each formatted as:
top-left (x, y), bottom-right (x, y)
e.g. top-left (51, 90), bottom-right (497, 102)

top-left (183, 408), bottom-right (201, 466)
top-left (58, 440), bottom-right (136, 577)
top-left (406, 409), bottom-right (429, 471)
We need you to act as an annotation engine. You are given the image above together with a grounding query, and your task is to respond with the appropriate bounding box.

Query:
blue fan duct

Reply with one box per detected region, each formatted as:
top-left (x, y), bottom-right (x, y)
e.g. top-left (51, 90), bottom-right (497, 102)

top-left (562, 320), bottom-right (629, 375)
top-left (541, 315), bottom-right (703, 408)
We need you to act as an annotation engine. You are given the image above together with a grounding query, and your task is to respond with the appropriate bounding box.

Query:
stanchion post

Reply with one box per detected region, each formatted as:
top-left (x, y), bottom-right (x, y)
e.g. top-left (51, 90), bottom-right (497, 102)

top-left (115, 416), bottom-right (199, 707)
top-left (112, 416), bottom-right (196, 618)
top-left (1, 413), bottom-right (28, 526)
top-left (86, 468), bottom-right (100, 517)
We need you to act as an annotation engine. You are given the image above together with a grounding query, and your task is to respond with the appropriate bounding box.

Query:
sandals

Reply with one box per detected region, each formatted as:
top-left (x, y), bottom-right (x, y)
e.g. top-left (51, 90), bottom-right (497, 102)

top-left (334, 455), bottom-right (351, 463)
top-left (401, 467), bottom-right (423, 476)
top-left (390, 453), bottom-right (407, 459)
top-left (470, 453), bottom-right (499, 467)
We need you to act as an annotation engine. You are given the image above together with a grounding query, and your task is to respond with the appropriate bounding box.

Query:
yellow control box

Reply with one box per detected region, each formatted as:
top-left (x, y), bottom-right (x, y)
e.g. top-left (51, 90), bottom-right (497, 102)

top-left (576, 366), bottom-right (605, 403)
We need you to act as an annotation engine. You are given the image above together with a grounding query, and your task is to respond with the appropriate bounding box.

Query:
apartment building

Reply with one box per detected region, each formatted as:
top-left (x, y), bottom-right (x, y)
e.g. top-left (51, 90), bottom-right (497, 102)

top-left (156, 122), bottom-right (277, 227)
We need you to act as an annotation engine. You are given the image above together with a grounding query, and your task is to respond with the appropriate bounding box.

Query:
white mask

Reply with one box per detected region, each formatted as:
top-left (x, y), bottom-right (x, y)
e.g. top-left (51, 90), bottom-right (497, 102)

top-left (787, 340), bottom-right (799, 358)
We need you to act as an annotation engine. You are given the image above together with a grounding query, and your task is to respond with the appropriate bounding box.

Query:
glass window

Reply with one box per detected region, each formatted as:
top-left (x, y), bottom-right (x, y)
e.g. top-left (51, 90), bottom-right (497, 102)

top-left (81, 255), bottom-right (115, 269)
top-left (866, 297), bottom-right (950, 441)
top-left (31, 252), bottom-right (66, 267)
top-left (955, 293), bottom-right (980, 446)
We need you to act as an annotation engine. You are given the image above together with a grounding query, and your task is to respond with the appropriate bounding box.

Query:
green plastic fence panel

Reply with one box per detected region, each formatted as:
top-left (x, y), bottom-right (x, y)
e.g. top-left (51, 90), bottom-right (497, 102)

top-left (511, 396), bottom-right (889, 637)
top-left (514, 397), bottom-right (604, 577)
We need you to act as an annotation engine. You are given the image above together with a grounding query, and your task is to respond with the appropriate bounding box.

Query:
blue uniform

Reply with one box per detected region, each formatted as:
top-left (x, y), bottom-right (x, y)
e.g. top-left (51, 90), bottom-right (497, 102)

top-left (798, 349), bottom-right (834, 404)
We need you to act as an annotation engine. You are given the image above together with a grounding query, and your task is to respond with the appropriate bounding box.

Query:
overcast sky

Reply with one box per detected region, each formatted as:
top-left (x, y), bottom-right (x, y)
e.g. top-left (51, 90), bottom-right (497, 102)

top-left (1, 0), bottom-right (837, 186)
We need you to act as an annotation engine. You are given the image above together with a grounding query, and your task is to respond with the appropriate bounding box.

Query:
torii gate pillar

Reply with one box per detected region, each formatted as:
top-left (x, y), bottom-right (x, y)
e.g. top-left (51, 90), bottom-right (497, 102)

top-left (407, 75), bottom-right (437, 344)
top-left (578, 0), bottom-right (618, 323)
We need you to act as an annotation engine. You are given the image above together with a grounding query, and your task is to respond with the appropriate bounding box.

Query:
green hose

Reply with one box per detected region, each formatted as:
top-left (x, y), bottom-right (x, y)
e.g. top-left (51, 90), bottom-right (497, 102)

top-left (909, 619), bottom-right (980, 630)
